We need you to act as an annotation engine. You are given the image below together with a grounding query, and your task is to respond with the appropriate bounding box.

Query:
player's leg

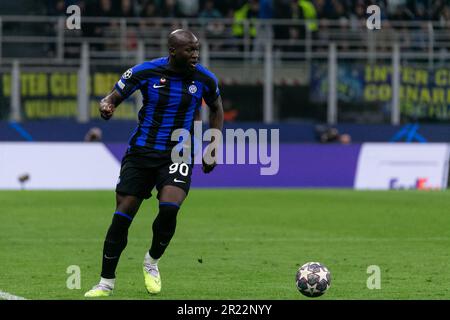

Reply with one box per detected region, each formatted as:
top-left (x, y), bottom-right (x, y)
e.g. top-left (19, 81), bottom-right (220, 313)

top-left (143, 185), bottom-right (187, 294)
top-left (143, 160), bottom-right (192, 294)
top-left (101, 194), bottom-right (143, 280)
top-left (150, 185), bottom-right (186, 259)
top-left (85, 193), bottom-right (143, 297)
top-left (86, 155), bottom-right (153, 297)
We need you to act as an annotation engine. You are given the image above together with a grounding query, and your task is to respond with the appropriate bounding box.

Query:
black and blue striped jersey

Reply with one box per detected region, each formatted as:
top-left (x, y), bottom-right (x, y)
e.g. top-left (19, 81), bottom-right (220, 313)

top-left (114, 56), bottom-right (220, 153)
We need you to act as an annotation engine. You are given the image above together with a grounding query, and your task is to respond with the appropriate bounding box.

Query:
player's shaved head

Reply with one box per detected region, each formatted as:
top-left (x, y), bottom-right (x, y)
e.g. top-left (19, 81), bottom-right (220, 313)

top-left (168, 29), bottom-right (198, 49)
top-left (168, 29), bottom-right (199, 72)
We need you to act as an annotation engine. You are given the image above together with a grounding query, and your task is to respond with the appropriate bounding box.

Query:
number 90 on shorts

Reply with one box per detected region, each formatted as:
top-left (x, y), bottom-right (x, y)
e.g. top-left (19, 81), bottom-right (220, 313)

top-left (169, 162), bottom-right (190, 177)
top-left (162, 161), bottom-right (192, 195)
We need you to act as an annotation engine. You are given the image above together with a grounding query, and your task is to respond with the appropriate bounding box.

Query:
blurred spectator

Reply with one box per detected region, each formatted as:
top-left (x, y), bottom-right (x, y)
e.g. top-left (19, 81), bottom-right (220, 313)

top-left (119, 0), bottom-right (138, 50)
top-left (23, 0), bottom-right (450, 61)
top-left (438, 4), bottom-right (450, 25)
top-left (314, 0), bottom-right (326, 19)
top-left (288, 0), bottom-right (304, 52)
top-left (274, 0), bottom-right (317, 53)
top-left (199, 0), bottom-right (225, 43)
top-left (298, 0), bottom-right (318, 37)
top-left (140, 0), bottom-right (163, 30)
top-left (96, 0), bottom-right (122, 52)
top-left (205, 0), bottom-right (232, 18)
top-left (84, 127), bottom-right (103, 142)
top-left (349, 0), bottom-right (366, 28)
top-left (315, 125), bottom-right (351, 144)
top-left (139, 0), bottom-right (163, 53)
top-left (160, 0), bottom-right (181, 18)
top-left (232, 0), bottom-right (259, 50)
top-left (84, 0), bottom-right (118, 46)
top-left (140, 0), bottom-right (161, 17)
top-left (431, 0), bottom-right (447, 21)
top-left (199, 0), bottom-right (223, 19)
top-left (120, 0), bottom-right (136, 17)
top-left (322, 0), bottom-right (347, 20)
top-left (47, 0), bottom-right (83, 15)
top-left (259, 0), bottom-right (273, 19)
top-left (95, 0), bottom-right (119, 16)
top-left (178, 0), bottom-right (200, 17)
top-left (387, 0), bottom-right (409, 20)
top-left (413, 2), bottom-right (428, 21)
top-left (339, 133), bottom-right (352, 144)
top-left (248, 0), bottom-right (260, 20)
top-left (273, 0), bottom-right (292, 42)
top-left (25, 0), bottom-right (450, 23)
top-left (49, 0), bottom-right (67, 15)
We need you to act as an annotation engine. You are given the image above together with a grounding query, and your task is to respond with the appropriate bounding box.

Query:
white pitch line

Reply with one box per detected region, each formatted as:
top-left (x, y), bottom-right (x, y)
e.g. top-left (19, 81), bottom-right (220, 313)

top-left (0, 290), bottom-right (27, 300)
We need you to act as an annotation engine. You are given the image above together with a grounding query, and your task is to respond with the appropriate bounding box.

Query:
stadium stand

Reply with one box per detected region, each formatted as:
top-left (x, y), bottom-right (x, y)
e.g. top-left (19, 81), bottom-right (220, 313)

top-left (1, 0), bottom-right (450, 139)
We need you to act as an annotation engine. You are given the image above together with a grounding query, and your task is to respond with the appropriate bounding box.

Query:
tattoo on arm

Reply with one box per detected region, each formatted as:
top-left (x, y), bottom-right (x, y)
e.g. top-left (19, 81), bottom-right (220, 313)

top-left (102, 89), bottom-right (124, 107)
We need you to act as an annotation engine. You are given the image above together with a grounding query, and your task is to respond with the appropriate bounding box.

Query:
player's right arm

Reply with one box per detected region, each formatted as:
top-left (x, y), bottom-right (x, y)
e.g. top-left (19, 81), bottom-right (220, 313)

top-left (99, 90), bottom-right (123, 120)
top-left (100, 63), bottom-right (148, 120)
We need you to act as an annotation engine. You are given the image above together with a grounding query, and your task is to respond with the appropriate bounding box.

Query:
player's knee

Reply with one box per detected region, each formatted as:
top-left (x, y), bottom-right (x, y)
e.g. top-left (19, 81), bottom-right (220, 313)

top-left (158, 185), bottom-right (186, 205)
top-left (106, 212), bottom-right (132, 241)
top-left (115, 193), bottom-right (142, 215)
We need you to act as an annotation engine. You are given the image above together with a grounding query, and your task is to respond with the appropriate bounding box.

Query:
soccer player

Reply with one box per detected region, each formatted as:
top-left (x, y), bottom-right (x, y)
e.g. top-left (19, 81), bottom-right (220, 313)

top-left (84, 29), bottom-right (224, 297)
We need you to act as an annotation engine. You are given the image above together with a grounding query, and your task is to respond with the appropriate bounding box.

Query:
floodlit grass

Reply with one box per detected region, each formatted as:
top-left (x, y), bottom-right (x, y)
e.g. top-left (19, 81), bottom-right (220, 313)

top-left (1, 189), bottom-right (449, 300)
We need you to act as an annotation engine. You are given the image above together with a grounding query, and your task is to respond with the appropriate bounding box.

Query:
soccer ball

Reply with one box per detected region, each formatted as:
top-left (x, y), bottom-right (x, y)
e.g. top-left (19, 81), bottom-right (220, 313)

top-left (295, 262), bottom-right (331, 297)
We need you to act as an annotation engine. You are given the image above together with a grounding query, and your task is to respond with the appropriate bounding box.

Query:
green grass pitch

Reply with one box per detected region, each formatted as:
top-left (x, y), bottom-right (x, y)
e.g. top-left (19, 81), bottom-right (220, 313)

top-left (1, 189), bottom-right (449, 300)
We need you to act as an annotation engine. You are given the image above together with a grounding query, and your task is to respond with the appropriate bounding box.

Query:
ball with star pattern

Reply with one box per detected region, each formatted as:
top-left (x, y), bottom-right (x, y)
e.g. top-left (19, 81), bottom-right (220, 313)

top-left (295, 262), bottom-right (331, 297)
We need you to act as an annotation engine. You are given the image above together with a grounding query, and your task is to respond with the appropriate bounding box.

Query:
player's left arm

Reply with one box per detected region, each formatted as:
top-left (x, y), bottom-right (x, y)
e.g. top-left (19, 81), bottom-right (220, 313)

top-left (207, 95), bottom-right (224, 133)
top-left (202, 96), bottom-right (224, 173)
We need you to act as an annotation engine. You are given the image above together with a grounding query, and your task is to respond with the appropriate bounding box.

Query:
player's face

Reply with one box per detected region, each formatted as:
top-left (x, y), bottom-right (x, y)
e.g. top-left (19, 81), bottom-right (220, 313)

top-left (177, 40), bottom-right (200, 72)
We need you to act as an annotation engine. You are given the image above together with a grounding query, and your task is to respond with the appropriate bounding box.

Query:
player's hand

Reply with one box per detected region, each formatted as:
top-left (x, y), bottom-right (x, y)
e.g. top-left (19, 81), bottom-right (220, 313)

top-left (202, 141), bottom-right (220, 174)
top-left (99, 99), bottom-right (116, 120)
top-left (202, 157), bottom-right (216, 174)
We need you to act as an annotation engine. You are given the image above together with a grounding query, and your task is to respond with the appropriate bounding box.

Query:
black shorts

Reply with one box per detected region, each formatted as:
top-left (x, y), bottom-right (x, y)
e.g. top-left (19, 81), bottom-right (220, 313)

top-left (115, 151), bottom-right (193, 200)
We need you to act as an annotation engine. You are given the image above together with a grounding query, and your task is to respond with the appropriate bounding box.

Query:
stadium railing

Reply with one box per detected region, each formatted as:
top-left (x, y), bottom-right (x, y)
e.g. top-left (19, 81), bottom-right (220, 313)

top-left (1, 16), bottom-right (450, 65)
top-left (1, 16), bottom-right (450, 125)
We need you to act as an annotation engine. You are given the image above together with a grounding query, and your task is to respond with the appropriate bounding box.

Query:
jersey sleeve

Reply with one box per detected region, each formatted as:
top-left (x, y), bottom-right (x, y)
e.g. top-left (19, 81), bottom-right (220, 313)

top-left (114, 63), bottom-right (147, 99)
top-left (202, 72), bottom-right (221, 105)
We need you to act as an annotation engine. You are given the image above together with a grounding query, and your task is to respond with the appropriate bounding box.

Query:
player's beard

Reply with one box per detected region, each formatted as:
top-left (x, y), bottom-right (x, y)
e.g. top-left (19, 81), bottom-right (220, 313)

top-left (171, 59), bottom-right (193, 74)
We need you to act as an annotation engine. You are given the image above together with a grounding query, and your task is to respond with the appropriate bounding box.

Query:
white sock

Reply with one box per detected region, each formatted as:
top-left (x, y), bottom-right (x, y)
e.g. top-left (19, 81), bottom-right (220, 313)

top-left (99, 277), bottom-right (115, 289)
top-left (144, 252), bottom-right (159, 265)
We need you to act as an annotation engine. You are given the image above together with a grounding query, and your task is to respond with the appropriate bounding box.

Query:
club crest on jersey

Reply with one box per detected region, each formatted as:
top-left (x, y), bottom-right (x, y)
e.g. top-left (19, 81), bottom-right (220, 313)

top-left (122, 68), bottom-right (132, 79)
top-left (189, 84), bottom-right (197, 94)
top-left (160, 77), bottom-right (166, 84)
